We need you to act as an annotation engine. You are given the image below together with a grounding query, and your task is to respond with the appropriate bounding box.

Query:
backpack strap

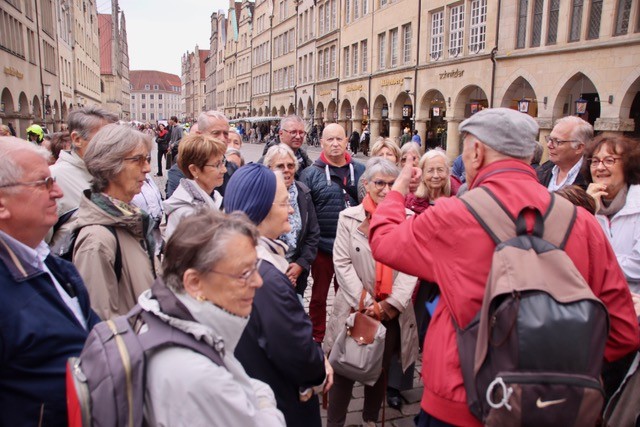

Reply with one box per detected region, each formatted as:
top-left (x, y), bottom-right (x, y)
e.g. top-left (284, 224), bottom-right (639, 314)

top-left (540, 194), bottom-right (577, 250)
top-left (460, 187), bottom-right (516, 244)
top-left (104, 226), bottom-right (123, 284)
top-left (133, 309), bottom-right (225, 368)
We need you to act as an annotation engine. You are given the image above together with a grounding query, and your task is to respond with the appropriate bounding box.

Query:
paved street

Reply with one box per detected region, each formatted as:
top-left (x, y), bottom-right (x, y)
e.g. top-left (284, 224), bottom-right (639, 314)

top-left (150, 136), bottom-right (422, 426)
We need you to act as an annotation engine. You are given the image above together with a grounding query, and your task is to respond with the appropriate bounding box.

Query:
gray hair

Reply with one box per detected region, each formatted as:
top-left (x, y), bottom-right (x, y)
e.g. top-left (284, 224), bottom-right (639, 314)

top-left (84, 124), bottom-right (152, 193)
top-left (67, 106), bottom-right (118, 142)
top-left (416, 149), bottom-right (451, 199)
top-left (197, 110), bottom-right (228, 133)
top-left (162, 209), bottom-right (260, 293)
top-left (555, 116), bottom-right (594, 148)
top-left (0, 139), bottom-right (51, 191)
top-left (264, 143), bottom-right (298, 172)
top-left (400, 142), bottom-right (422, 158)
top-left (362, 157), bottom-right (400, 182)
top-left (371, 137), bottom-right (402, 164)
top-left (280, 115), bottom-right (305, 130)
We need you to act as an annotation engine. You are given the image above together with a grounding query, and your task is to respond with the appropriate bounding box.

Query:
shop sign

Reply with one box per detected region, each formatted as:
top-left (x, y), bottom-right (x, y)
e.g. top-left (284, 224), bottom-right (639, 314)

top-left (318, 90), bottom-right (332, 96)
top-left (4, 67), bottom-right (24, 79)
top-left (346, 84), bottom-right (363, 92)
top-left (439, 69), bottom-right (464, 80)
top-left (381, 78), bottom-right (403, 87)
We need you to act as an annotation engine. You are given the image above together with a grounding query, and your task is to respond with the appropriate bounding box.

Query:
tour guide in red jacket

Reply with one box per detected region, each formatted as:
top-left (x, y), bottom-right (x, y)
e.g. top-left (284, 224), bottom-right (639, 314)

top-left (369, 108), bottom-right (640, 427)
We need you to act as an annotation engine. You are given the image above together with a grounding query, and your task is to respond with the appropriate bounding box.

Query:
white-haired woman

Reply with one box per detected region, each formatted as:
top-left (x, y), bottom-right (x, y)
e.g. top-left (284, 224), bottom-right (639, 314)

top-left (358, 137), bottom-right (402, 201)
top-left (325, 157), bottom-right (418, 427)
top-left (405, 149), bottom-right (460, 214)
top-left (72, 123), bottom-right (155, 320)
top-left (264, 144), bottom-right (320, 296)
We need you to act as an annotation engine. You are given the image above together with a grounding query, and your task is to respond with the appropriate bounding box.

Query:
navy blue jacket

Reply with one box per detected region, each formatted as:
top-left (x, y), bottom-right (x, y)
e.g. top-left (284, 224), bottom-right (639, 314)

top-left (299, 157), bottom-right (365, 253)
top-left (0, 237), bottom-right (99, 427)
top-left (236, 258), bottom-right (326, 427)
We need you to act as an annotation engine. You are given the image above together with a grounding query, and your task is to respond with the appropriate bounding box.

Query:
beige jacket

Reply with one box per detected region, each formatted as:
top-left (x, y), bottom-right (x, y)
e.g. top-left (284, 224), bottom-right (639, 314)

top-left (73, 193), bottom-right (154, 320)
top-left (324, 204), bottom-right (419, 371)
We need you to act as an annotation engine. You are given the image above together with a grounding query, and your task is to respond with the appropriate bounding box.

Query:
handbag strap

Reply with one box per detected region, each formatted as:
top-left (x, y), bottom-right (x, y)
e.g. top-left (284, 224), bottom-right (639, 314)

top-left (358, 289), bottom-right (381, 320)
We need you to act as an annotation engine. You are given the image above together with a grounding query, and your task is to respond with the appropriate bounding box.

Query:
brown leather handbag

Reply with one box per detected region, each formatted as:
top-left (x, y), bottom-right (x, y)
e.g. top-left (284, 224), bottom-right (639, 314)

top-left (328, 290), bottom-right (387, 386)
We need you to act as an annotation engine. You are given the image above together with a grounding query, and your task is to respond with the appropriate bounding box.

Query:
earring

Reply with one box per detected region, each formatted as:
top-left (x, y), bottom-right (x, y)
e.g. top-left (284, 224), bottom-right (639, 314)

top-left (196, 294), bottom-right (207, 302)
top-left (195, 175), bottom-right (199, 180)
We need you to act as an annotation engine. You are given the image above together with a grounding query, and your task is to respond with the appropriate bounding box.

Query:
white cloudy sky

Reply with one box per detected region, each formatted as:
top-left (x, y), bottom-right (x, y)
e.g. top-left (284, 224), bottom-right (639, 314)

top-left (97, 0), bottom-right (229, 77)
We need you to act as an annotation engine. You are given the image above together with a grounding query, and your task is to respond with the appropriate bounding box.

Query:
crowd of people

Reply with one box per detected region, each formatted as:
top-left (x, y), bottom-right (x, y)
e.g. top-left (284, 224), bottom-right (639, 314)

top-left (0, 105), bottom-right (639, 427)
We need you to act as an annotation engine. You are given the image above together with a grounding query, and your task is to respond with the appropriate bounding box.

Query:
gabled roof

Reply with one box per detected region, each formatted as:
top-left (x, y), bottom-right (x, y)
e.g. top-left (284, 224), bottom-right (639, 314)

top-left (129, 70), bottom-right (182, 92)
top-left (98, 14), bottom-right (113, 75)
top-left (198, 50), bottom-right (210, 79)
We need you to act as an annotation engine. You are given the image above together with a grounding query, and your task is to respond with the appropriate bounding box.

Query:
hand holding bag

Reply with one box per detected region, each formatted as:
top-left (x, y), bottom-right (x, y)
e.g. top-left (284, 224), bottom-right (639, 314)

top-left (328, 290), bottom-right (387, 386)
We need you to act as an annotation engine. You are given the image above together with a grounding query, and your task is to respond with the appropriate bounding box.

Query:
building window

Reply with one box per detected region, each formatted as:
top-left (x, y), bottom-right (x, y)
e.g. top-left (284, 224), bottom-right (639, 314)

top-left (159, 94), bottom-right (163, 99)
top-left (547, 0), bottom-right (560, 44)
top-left (318, 50), bottom-right (324, 79)
top-left (142, 103), bottom-right (146, 109)
top-left (150, 113), bottom-right (155, 120)
top-left (344, 47), bottom-right (350, 76)
top-left (378, 33), bottom-right (386, 70)
top-left (153, 85), bottom-right (159, 90)
top-left (331, 0), bottom-right (336, 30)
top-left (449, 4), bottom-right (464, 57)
top-left (159, 104), bottom-right (162, 109)
top-left (145, 84), bottom-right (150, 90)
top-left (352, 43), bottom-right (359, 74)
top-left (569, 0), bottom-right (583, 42)
top-left (614, 0), bottom-right (632, 35)
top-left (587, 0), bottom-right (603, 39)
top-left (142, 94), bottom-right (146, 99)
top-left (531, 0), bottom-right (543, 46)
top-left (142, 113), bottom-right (146, 120)
top-left (363, 0), bottom-right (368, 15)
top-left (346, 0), bottom-right (350, 23)
top-left (469, 0), bottom-right (487, 53)
top-left (381, 0), bottom-right (387, 6)
top-left (325, 3), bottom-right (330, 33)
top-left (362, 39), bottom-right (368, 73)
top-left (150, 94), bottom-right (154, 100)
top-left (330, 46), bottom-right (336, 77)
top-left (131, 95), bottom-right (135, 99)
top-left (354, 0), bottom-right (360, 19)
top-left (516, 0), bottom-right (528, 49)
top-left (319, 5), bottom-right (324, 35)
top-left (150, 104), bottom-right (154, 109)
top-left (402, 24), bottom-right (412, 63)
top-left (431, 11), bottom-right (444, 60)
top-left (390, 28), bottom-right (398, 67)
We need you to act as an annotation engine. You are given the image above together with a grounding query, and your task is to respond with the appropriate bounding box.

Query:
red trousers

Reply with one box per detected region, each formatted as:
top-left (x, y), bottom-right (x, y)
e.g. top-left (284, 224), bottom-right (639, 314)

top-left (309, 251), bottom-right (340, 342)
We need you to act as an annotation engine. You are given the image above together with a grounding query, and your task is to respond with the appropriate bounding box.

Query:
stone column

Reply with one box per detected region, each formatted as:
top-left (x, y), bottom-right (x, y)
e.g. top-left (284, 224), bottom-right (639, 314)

top-left (390, 119), bottom-right (402, 140)
top-left (370, 119), bottom-right (380, 141)
top-left (444, 117), bottom-right (463, 160)
top-left (416, 119), bottom-right (428, 146)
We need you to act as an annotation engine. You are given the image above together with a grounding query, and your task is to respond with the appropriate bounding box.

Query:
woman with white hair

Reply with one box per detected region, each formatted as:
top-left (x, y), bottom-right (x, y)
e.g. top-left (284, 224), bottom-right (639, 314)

top-left (72, 123), bottom-right (155, 320)
top-left (405, 149), bottom-right (460, 214)
top-left (264, 144), bottom-right (320, 296)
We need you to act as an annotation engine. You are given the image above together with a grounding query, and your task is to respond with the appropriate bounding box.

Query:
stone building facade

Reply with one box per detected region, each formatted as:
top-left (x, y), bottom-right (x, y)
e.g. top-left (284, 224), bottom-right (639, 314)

top-left (181, 46), bottom-right (209, 122)
top-left (129, 70), bottom-right (182, 124)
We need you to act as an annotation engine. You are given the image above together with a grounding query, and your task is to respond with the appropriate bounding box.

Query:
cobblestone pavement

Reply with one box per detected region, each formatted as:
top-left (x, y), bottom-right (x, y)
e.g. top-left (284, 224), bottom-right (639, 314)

top-left (151, 139), bottom-right (422, 426)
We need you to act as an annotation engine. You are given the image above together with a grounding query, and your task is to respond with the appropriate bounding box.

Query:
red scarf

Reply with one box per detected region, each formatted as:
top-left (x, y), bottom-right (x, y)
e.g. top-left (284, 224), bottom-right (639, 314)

top-left (362, 194), bottom-right (393, 300)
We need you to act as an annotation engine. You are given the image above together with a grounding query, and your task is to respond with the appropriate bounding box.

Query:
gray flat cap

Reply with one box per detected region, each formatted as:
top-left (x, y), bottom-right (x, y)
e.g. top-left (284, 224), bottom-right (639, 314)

top-left (458, 108), bottom-right (539, 158)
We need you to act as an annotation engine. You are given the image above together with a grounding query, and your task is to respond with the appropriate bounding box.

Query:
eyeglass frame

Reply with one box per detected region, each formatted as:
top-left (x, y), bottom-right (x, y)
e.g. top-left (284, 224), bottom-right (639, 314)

top-left (123, 154), bottom-right (152, 166)
top-left (281, 129), bottom-right (307, 137)
top-left (544, 135), bottom-right (580, 148)
top-left (204, 156), bottom-right (227, 170)
top-left (370, 179), bottom-right (395, 190)
top-left (208, 259), bottom-right (262, 285)
top-left (588, 156), bottom-right (622, 168)
top-left (0, 176), bottom-right (57, 191)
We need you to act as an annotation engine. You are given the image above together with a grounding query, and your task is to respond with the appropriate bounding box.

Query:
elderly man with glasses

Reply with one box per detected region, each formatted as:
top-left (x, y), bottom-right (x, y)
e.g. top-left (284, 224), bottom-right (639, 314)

top-left (0, 139), bottom-right (100, 427)
top-left (259, 116), bottom-right (312, 180)
top-left (537, 116), bottom-right (593, 191)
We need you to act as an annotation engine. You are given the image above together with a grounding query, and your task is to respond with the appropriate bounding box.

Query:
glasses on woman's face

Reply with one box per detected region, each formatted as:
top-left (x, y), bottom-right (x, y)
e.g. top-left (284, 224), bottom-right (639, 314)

top-left (209, 259), bottom-right (262, 285)
top-left (204, 156), bottom-right (227, 170)
top-left (272, 197), bottom-right (292, 208)
top-left (124, 154), bottom-right (152, 166)
top-left (588, 156), bottom-right (622, 169)
top-left (273, 162), bottom-right (296, 172)
top-left (371, 179), bottom-right (395, 190)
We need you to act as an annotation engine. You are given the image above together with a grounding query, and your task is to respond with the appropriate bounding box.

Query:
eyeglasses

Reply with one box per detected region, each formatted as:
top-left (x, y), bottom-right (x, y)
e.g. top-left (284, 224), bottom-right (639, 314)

top-left (273, 162), bottom-right (297, 171)
top-left (209, 259), bottom-right (262, 285)
top-left (588, 156), bottom-right (622, 168)
top-left (0, 176), bottom-right (56, 191)
top-left (371, 180), bottom-right (395, 190)
top-left (204, 156), bottom-right (227, 170)
top-left (545, 135), bottom-right (579, 148)
top-left (209, 130), bottom-right (230, 139)
top-left (124, 154), bottom-right (152, 166)
top-left (282, 129), bottom-right (306, 137)
top-left (273, 198), bottom-right (292, 208)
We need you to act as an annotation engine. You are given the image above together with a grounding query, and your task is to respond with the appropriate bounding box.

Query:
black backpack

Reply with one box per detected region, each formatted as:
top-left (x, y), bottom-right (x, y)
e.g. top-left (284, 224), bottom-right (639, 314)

top-left (66, 288), bottom-right (224, 427)
top-left (456, 188), bottom-right (610, 427)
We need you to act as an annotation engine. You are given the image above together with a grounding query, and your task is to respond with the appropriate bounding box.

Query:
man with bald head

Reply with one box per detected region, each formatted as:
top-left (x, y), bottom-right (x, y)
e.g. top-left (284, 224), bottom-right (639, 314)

top-left (299, 123), bottom-right (365, 342)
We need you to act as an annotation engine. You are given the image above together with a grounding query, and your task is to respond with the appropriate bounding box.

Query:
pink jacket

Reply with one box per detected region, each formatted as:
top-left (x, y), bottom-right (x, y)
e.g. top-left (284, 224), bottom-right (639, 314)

top-left (370, 159), bottom-right (640, 426)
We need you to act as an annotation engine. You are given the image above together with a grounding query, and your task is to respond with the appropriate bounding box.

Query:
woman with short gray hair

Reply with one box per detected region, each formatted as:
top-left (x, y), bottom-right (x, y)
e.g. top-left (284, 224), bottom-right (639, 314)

top-left (72, 123), bottom-right (156, 320)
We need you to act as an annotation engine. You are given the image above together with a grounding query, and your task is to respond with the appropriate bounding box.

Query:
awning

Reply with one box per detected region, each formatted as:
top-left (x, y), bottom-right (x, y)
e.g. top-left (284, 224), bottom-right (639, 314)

top-left (229, 116), bottom-right (282, 124)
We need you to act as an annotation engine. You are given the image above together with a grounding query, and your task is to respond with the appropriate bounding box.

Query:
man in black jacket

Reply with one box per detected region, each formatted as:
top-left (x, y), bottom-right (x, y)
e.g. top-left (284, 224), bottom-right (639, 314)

top-left (537, 116), bottom-right (592, 191)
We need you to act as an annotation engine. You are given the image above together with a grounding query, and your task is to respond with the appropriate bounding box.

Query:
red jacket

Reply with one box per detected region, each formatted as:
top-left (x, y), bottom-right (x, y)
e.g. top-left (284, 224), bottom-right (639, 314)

top-left (370, 159), bottom-right (640, 426)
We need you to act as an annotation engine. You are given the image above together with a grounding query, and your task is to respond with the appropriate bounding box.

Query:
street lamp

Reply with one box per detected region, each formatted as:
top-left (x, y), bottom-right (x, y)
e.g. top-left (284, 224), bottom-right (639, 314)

top-left (403, 76), bottom-right (416, 131)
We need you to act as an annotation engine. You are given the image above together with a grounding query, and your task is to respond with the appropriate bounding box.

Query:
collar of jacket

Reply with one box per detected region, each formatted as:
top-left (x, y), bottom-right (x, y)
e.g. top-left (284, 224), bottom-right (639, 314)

top-left (469, 159), bottom-right (537, 189)
top-left (150, 278), bottom-right (197, 323)
top-left (0, 234), bottom-right (43, 281)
